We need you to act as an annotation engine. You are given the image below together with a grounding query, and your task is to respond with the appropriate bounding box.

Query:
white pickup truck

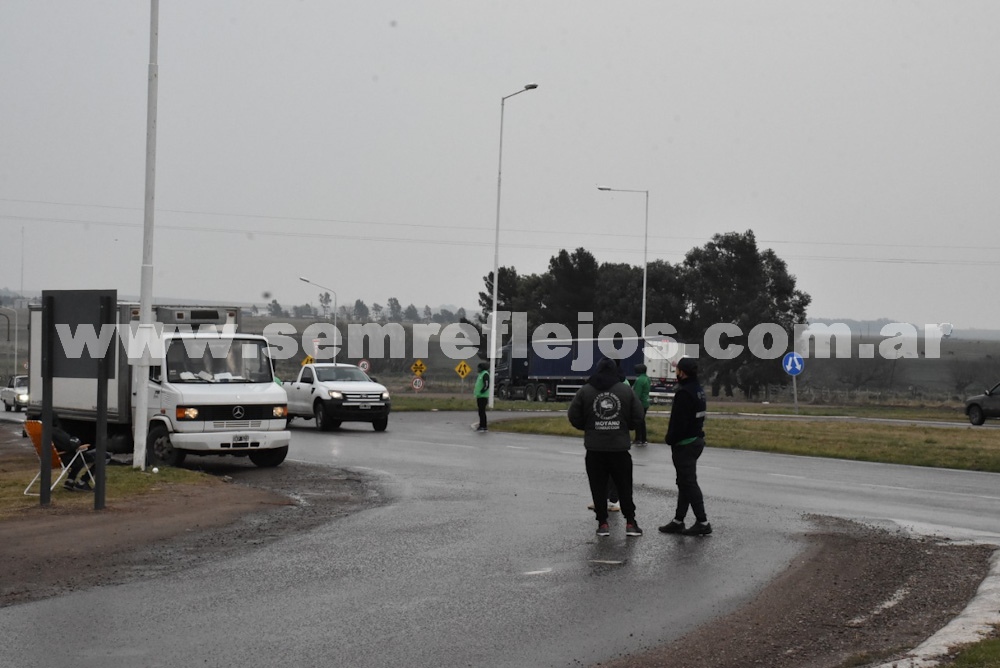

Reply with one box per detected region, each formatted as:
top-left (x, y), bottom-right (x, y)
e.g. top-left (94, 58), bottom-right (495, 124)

top-left (2, 374), bottom-right (29, 412)
top-left (285, 363), bottom-right (391, 432)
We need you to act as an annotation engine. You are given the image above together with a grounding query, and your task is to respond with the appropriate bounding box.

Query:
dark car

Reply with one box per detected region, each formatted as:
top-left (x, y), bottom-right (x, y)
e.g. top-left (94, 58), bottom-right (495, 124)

top-left (965, 382), bottom-right (1000, 425)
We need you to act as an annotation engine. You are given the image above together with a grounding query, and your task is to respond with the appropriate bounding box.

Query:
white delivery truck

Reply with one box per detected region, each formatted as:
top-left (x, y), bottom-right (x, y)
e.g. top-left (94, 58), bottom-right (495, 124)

top-left (27, 304), bottom-right (290, 467)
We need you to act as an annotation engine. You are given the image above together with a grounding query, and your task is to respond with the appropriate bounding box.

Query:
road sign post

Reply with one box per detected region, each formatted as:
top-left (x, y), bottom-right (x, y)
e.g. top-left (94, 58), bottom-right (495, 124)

top-left (782, 352), bottom-right (804, 415)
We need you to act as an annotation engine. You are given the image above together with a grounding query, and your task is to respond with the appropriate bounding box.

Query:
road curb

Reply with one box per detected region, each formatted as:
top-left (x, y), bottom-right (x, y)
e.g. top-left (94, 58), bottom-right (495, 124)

top-left (874, 547), bottom-right (1000, 667)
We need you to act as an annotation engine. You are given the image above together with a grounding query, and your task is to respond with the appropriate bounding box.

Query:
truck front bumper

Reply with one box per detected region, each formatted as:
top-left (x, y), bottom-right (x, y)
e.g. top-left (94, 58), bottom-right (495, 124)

top-left (169, 429), bottom-right (290, 452)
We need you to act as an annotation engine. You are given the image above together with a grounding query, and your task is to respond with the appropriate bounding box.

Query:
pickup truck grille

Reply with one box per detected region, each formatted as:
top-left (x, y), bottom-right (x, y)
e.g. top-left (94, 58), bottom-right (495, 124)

top-left (212, 420), bottom-right (263, 430)
top-left (344, 392), bottom-right (384, 402)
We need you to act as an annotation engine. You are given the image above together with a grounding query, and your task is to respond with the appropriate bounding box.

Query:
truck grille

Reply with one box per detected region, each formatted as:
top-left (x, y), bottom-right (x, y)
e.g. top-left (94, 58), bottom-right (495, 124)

top-left (212, 420), bottom-right (263, 430)
top-left (344, 392), bottom-right (384, 402)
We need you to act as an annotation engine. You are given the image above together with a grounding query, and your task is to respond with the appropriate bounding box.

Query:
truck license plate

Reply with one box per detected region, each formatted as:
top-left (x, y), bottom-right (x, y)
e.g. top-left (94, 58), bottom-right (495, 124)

top-left (233, 434), bottom-right (250, 444)
top-left (359, 403), bottom-right (371, 409)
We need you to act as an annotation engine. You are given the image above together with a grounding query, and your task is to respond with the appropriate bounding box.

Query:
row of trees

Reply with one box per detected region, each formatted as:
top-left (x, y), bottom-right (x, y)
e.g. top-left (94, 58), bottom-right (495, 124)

top-left (475, 230), bottom-right (812, 399)
top-left (258, 298), bottom-right (467, 324)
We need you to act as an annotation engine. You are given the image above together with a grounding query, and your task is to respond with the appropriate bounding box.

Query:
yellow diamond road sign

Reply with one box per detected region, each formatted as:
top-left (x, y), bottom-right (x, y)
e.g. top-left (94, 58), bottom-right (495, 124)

top-left (455, 360), bottom-right (471, 379)
top-left (411, 359), bottom-right (426, 376)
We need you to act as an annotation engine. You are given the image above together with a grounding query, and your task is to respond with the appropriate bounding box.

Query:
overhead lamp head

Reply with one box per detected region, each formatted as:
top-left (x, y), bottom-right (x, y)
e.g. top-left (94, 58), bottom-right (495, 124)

top-left (524, 83), bottom-right (538, 90)
top-left (597, 186), bottom-right (612, 191)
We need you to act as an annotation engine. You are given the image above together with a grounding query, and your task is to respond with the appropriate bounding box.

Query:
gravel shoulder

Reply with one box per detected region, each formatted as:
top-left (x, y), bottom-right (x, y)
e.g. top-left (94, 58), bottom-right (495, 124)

top-left (1, 427), bottom-right (994, 667)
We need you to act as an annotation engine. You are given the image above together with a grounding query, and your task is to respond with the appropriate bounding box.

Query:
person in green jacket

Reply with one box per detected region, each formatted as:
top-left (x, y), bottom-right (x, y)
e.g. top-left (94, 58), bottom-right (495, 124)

top-left (473, 361), bottom-right (490, 432)
top-left (632, 363), bottom-right (651, 445)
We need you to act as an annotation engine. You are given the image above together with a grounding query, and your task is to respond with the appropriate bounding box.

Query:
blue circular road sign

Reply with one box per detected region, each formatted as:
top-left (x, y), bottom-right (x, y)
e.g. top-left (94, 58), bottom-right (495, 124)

top-left (782, 352), bottom-right (804, 376)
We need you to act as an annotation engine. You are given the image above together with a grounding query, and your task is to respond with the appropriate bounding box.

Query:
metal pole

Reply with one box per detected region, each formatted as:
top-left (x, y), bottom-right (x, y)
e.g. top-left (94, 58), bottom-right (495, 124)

top-left (597, 187), bottom-right (649, 338)
top-left (792, 374), bottom-right (799, 415)
top-left (641, 190), bottom-right (648, 338)
top-left (488, 83), bottom-right (537, 409)
top-left (299, 277), bottom-right (338, 361)
top-left (133, 0), bottom-right (159, 470)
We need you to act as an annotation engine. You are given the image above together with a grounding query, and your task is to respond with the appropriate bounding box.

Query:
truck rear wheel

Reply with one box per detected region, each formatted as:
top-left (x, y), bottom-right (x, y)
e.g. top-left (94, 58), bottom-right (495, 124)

top-left (249, 446), bottom-right (288, 468)
top-left (536, 385), bottom-right (549, 402)
top-left (147, 424), bottom-right (186, 467)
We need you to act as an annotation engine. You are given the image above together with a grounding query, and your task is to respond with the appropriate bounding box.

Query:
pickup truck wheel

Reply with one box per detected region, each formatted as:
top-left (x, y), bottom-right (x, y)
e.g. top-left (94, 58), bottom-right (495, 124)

top-left (3, 401), bottom-right (10, 412)
top-left (14, 404), bottom-right (23, 412)
top-left (372, 418), bottom-right (388, 432)
top-left (147, 425), bottom-right (186, 467)
top-left (314, 402), bottom-right (341, 431)
top-left (969, 405), bottom-right (986, 426)
top-left (249, 446), bottom-right (288, 468)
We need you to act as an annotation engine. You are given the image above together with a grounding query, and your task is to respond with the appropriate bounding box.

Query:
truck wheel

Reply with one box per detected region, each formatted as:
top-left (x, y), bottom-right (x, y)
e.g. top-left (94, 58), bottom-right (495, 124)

top-left (969, 405), bottom-right (986, 426)
top-left (15, 404), bottom-right (23, 412)
top-left (497, 385), bottom-right (510, 401)
top-left (314, 402), bottom-right (341, 431)
top-left (249, 446), bottom-right (288, 468)
top-left (524, 384), bottom-right (536, 402)
top-left (3, 401), bottom-right (11, 412)
top-left (147, 424), bottom-right (186, 467)
top-left (372, 418), bottom-right (388, 432)
top-left (536, 385), bottom-right (548, 402)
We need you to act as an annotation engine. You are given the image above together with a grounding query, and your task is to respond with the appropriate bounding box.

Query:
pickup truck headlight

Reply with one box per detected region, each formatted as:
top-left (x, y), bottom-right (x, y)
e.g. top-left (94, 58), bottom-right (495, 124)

top-left (328, 390), bottom-right (343, 400)
top-left (381, 391), bottom-right (390, 401)
top-left (17, 392), bottom-right (29, 402)
top-left (176, 407), bottom-right (199, 420)
top-left (273, 405), bottom-right (287, 418)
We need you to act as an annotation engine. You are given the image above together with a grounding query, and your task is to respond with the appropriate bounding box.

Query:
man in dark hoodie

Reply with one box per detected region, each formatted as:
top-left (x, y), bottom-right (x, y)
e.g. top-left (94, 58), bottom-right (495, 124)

top-left (568, 357), bottom-right (645, 537)
top-left (659, 357), bottom-right (712, 536)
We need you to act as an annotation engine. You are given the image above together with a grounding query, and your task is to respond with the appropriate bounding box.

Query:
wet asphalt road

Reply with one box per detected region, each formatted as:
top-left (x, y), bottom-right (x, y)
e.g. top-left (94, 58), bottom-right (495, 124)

top-left (3, 411), bottom-right (1000, 667)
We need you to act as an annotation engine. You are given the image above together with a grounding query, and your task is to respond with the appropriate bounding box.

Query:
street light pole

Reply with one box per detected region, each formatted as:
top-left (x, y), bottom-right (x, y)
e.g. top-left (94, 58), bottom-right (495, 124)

top-left (597, 186), bottom-right (649, 337)
top-left (299, 276), bottom-right (338, 361)
top-left (489, 83), bottom-right (538, 409)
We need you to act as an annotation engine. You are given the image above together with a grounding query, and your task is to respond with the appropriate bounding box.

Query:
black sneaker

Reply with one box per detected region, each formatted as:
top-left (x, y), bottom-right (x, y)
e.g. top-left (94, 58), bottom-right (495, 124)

top-left (625, 520), bottom-right (643, 537)
top-left (75, 479), bottom-right (94, 491)
top-left (658, 520), bottom-right (685, 534)
top-left (63, 480), bottom-right (79, 492)
top-left (596, 522), bottom-right (610, 537)
top-left (681, 521), bottom-right (712, 536)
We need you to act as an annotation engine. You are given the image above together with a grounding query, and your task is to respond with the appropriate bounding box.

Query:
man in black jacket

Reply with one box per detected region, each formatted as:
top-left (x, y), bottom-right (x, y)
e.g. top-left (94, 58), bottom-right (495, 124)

top-left (568, 357), bottom-right (645, 537)
top-left (659, 357), bottom-right (712, 536)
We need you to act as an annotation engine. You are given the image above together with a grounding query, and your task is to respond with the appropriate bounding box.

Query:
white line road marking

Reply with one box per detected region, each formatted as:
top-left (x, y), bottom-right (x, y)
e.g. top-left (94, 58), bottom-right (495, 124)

top-left (523, 568), bottom-right (552, 575)
top-left (589, 559), bottom-right (625, 565)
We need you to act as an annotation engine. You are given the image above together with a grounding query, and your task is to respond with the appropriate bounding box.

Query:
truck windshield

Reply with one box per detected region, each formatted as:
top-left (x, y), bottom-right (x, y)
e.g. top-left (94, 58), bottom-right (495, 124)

top-left (165, 339), bottom-right (273, 384)
top-left (316, 367), bottom-right (370, 382)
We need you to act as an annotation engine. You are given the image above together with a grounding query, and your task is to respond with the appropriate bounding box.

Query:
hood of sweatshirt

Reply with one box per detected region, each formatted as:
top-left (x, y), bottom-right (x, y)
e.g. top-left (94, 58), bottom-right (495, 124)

top-left (587, 358), bottom-right (621, 391)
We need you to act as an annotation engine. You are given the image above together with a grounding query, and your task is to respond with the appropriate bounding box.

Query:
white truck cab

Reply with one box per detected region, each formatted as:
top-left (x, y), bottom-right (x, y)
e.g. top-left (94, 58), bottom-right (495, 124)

top-left (28, 304), bottom-right (290, 467)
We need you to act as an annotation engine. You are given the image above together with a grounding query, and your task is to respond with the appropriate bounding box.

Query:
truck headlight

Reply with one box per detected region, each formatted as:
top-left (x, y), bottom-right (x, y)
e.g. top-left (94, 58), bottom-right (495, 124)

top-left (176, 407), bottom-right (199, 420)
top-left (273, 405), bottom-right (287, 418)
top-left (17, 393), bottom-right (29, 402)
top-left (328, 390), bottom-right (343, 400)
top-left (381, 391), bottom-right (390, 401)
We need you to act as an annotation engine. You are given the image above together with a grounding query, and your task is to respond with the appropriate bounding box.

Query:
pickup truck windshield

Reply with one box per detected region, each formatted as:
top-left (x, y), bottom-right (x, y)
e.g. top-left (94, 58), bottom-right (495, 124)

top-left (165, 339), bottom-right (273, 384)
top-left (315, 367), bottom-right (370, 382)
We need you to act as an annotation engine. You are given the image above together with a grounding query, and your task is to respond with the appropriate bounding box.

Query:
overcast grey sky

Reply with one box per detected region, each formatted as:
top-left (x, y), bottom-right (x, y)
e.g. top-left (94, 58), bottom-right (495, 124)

top-left (2, 1), bottom-right (998, 329)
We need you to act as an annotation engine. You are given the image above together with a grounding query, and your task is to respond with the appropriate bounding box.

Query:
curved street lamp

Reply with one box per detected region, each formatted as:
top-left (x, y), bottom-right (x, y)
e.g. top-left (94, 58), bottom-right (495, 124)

top-left (489, 83), bottom-right (538, 408)
top-left (597, 186), bottom-right (649, 338)
top-left (299, 276), bottom-right (339, 361)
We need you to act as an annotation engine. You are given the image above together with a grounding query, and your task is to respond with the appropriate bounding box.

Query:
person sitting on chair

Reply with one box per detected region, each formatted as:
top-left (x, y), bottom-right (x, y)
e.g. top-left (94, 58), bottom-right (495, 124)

top-left (52, 417), bottom-right (94, 492)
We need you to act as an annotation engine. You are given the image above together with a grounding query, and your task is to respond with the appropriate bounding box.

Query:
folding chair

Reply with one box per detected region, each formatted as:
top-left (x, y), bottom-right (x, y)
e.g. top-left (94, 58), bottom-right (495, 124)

top-left (23, 420), bottom-right (94, 496)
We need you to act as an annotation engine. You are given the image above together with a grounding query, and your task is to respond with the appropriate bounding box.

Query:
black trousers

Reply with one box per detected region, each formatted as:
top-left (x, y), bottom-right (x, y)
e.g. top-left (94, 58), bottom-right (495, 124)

top-left (634, 406), bottom-right (648, 443)
top-left (670, 437), bottom-right (707, 523)
top-left (585, 450), bottom-right (635, 522)
top-left (476, 397), bottom-right (488, 429)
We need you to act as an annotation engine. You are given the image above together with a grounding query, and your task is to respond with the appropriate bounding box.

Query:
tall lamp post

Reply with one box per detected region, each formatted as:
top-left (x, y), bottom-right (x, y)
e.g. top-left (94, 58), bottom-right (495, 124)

top-left (299, 276), bottom-right (339, 361)
top-left (597, 186), bottom-right (649, 338)
top-left (489, 82), bottom-right (538, 408)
